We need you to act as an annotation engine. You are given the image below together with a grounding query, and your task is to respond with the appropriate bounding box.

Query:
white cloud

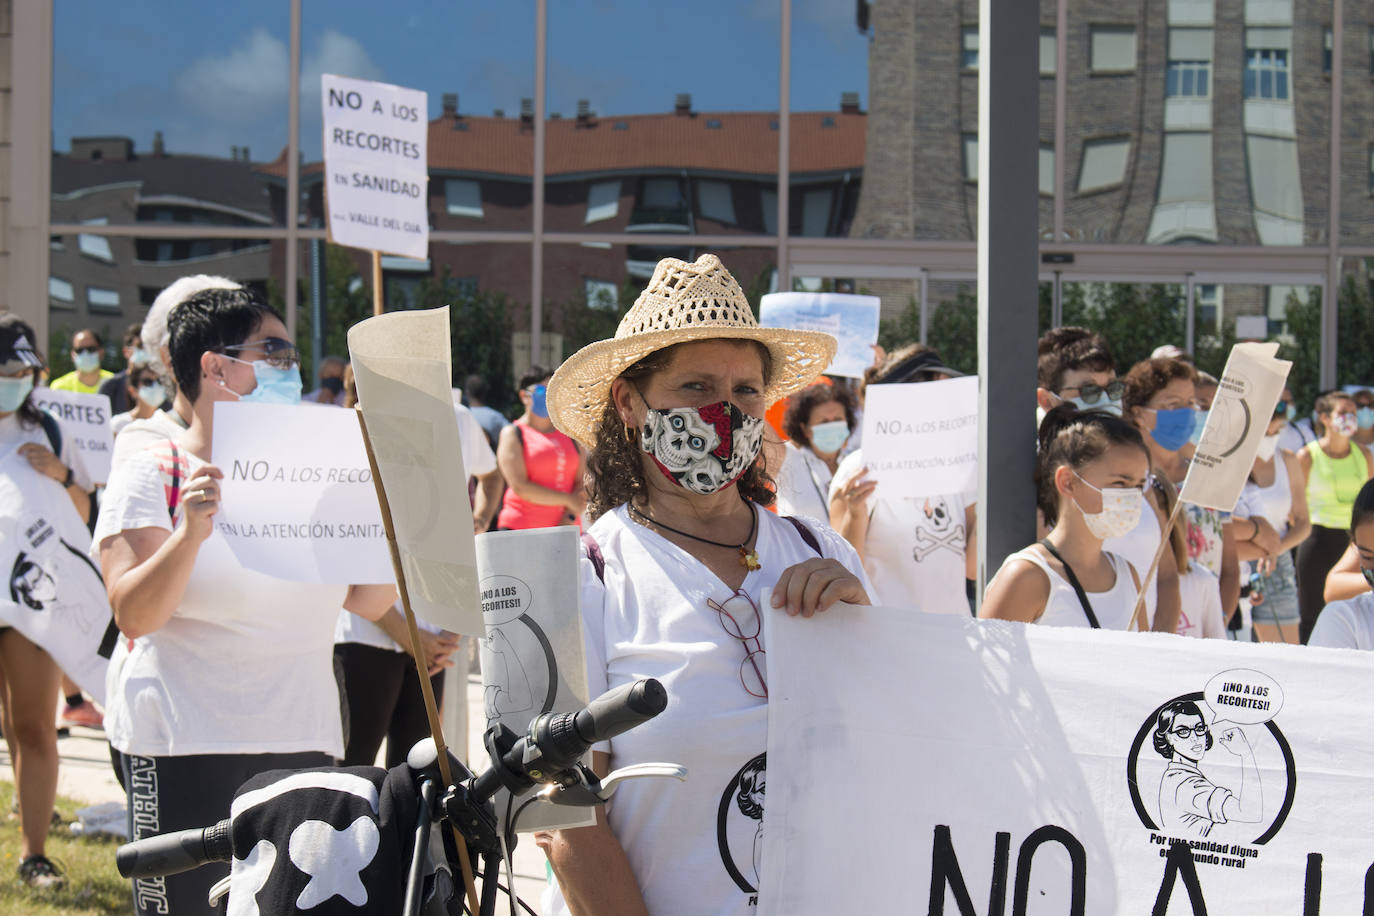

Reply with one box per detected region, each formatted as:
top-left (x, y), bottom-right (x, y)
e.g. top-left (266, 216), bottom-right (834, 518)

top-left (176, 28), bottom-right (289, 126)
top-left (299, 30), bottom-right (386, 158)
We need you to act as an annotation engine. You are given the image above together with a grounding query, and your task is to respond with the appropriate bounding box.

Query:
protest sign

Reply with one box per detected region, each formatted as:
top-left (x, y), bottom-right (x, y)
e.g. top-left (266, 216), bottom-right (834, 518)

top-left (476, 527), bottom-right (593, 832)
top-left (860, 376), bottom-right (978, 499)
top-left (758, 292), bottom-right (880, 379)
top-left (321, 74), bottom-right (429, 260)
top-left (29, 387), bottom-right (111, 485)
top-left (0, 453), bottom-right (110, 701)
top-left (348, 306), bottom-right (482, 637)
top-left (212, 402), bottom-right (392, 584)
top-left (760, 606), bottom-right (1374, 914)
top-left (1182, 342), bottom-right (1292, 512)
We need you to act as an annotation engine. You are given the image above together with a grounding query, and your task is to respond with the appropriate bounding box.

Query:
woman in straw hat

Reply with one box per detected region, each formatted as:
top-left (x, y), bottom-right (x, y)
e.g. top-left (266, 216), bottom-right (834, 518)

top-left (538, 254), bottom-right (871, 916)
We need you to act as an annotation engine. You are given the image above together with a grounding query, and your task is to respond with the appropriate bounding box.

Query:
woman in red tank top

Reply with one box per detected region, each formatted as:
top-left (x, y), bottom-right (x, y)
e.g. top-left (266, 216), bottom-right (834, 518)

top-left (496, 366), bottom-right (585, 529)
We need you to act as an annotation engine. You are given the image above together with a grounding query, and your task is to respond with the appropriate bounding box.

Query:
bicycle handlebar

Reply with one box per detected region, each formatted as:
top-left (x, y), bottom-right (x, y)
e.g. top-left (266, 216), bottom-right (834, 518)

top-left (116, 818), bottom-right (233, 879)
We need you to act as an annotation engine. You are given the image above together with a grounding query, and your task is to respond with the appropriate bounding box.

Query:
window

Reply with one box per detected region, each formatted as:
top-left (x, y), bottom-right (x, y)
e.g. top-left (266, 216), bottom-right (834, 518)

top-left (584, 180), bottom-right (621, 224)
top-left (1196, 284), bottom-right (1219, 327)
top-left (1158, 134), bottom-right (1213, 203)
top-left (48, 277), bottom-right (74, 302)
top-left (1245, 49), bottom-right (1289, 99)
top-left (705, 119), bottom-right (722, 129)
top-left (962, 134), bottom-right (978, 181)
top-left (87, 286), bottom-right (120, 311)
top-left (1039, 145), bottom-right (1055, 196)
top-left (1090, 26), bottom-right (1137, 72)
top-left (801, 189), bottom-right (832, 237)
top-left (584, 278), bottom-right (618, 310)
top-left (77, 218), bottom-right (113, 262)
top-left (761, 188), bottom-right (778, 235)
top-left (961, 27), bottom-right (978, 70)
top-left (1078, 138), bottom-right (1130, 191)
top-left (1040, 29), bottom-right (1056, 76)
top-left (1323, 28), bottom-right (1332, 76)
top-left (49, 236), bottom-right (63, 251)
top-left (697, 181), bottom-right (736, 224)
top-left (1166, 29), bottom-right (1212, 97)
top-left (444, 179), bottom-right (483, 218)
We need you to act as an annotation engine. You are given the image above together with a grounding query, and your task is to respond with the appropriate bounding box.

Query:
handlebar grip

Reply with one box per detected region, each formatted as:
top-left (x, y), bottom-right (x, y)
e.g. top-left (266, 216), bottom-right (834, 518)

top-left (572, 678), bottom-right (667, 746)
top-left (116, 819), bottom-right (234, 879)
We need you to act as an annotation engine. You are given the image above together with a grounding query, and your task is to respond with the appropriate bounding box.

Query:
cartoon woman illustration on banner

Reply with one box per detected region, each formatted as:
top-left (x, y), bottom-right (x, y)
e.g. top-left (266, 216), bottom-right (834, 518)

top-left (1152, 700), bottom-right (1263, 837)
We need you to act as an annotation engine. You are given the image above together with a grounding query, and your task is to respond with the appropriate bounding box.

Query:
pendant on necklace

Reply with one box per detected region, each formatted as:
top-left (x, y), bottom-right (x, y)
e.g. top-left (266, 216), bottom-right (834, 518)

top-left (739, 547), bottom-right (761, 571)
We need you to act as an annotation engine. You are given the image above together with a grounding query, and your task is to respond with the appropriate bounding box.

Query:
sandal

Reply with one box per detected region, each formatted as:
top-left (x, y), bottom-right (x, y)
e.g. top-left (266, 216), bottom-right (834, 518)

top-left (18, 854), bottom-right (66, 889)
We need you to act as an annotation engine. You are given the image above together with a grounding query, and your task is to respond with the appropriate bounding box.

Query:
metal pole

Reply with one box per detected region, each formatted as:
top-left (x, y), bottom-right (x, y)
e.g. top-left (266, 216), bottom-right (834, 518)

top-left (976, 0), bottom-right (1040, 604)
top-left (776, 0), bottom-right (792, 292)
top-left (309, 231), bottom-right (325, 385)
top-left (285, 0), bottom-right (301, 342)
top-left (918, 270), bottom-right (929, 344)
top-left (1323, 0), bottom-right (1344, 390)
top-left (531, 0), bottom-right (547, 365)
top-left (1051, 270), bottom-right (1063, 328)
top-left (1053, 0), bottom-right (1067, 242)
top-left (1184, 273), bottom-right (1196, 355)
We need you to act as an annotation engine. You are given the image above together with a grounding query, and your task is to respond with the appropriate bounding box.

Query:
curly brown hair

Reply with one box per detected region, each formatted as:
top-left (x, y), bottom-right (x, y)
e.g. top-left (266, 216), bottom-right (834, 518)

top-left (1122, 357), bottom-right (1198, 411)
top-left (584, 340), bottom-right (778, 521)
top-left (782, 382), bottom-right (857, 448)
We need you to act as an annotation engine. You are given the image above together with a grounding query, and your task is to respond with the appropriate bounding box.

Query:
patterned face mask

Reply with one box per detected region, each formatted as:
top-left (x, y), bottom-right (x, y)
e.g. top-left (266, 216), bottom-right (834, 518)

top-left (1072, 471), bottom-right (1144, 540)
top-left (640, 399), bottom-right (765, 495)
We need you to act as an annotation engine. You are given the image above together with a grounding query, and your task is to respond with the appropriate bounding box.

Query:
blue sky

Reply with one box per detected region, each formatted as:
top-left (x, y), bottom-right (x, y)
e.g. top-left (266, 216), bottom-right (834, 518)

top-left (53, 0), bottom-right (869, 161)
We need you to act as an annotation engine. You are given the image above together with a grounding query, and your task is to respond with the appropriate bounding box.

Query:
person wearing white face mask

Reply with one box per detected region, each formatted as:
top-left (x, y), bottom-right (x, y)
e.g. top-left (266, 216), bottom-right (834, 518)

top-left (981, 405), bottom-right (1148, 628)
top-left (109, 363), bottom-right (165, 438)
top-left (96, 287), bottom-right (397, 914)
top-left (1234, 403), bottom-right (1311, 643)
top-left (49, 328), bottom-right (114, 395)
top-left (775, 381), bottom-right (857, 523)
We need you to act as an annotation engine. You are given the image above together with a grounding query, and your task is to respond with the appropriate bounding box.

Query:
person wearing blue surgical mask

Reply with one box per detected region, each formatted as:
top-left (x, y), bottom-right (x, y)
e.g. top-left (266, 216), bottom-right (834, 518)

top-left (775, 381), bottom-right (858, 522)
top-left (1123, 356), bottom-right (1241, 624)
top-left (1351, 388), bottom-right (1374, 451)
top-left (496, 366), bottom-right (585, 530)
top-left (1035, 328), bottom-right (1123, 422)
top-left (110, 364), bottom-right (166, 438)
top-left (95, 287), bottom-right (398, 914)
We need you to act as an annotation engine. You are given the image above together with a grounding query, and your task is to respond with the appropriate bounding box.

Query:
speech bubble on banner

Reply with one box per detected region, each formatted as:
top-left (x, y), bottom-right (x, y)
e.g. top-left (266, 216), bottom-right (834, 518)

top-left (1204, 667), bottom-right (1285, 725)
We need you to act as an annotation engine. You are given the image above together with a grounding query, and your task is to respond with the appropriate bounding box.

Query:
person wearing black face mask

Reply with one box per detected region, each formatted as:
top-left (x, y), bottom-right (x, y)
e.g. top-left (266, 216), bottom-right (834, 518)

top-left (305, 354), bottom-right (348, 406)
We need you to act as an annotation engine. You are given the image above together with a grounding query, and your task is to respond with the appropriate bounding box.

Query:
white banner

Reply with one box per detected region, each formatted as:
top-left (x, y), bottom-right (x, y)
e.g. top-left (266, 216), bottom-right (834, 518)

top-left (29, 387), bottom-right (112, 485)
top-left (1183, 342), bottom-right (1292, 512)
top-left (0, 452), bottom-right (110, 702)
top-left (321, 74), bottom-right (429, 259)
top-left (758, 292), bottom-right (880, 379)
top-left (348, 307), bottom-right (482, 637)
top-left (476, 527), bottom-right (592, 832)
top-left (860, 376), bottom-right (978, 499)
top-left (211, 402), bottom-right (392, 584)
top-left (761, 607), bottom-right (1374, 914)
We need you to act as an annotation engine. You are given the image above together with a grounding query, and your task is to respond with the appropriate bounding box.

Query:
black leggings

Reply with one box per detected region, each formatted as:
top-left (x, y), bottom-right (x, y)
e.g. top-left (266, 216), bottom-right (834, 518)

top-left (121, 750), bottom-right (332, 915)
top-left (334, 642), bottom-right (446, 769)
top-left (1295, 523), bottom-right (1350, 644)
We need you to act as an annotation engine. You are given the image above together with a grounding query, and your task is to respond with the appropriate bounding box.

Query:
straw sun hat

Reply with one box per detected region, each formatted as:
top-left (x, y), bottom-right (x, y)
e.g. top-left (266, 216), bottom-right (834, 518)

top-left (547, 253), bottom-right (837, 449)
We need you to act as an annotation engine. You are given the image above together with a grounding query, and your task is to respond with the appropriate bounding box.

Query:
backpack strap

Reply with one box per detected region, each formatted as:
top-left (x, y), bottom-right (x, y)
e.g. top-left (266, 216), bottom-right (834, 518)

top-left (581, 532), bottom-right (605, 584)
top-left (37, 410), bottom-right (62, 457)
top-left (782, 515), bottom-right (823, 557)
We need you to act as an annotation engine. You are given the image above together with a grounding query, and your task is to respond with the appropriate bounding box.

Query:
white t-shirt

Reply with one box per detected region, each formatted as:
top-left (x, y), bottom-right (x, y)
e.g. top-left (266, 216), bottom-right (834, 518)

top-left (1175, 565), bottom-right (1225, 639)
top-left (335, 403), bottom-right (497, 651)
top-left (0, 409), bottom-right (94, 492)
top-left (990, 548), bottom-right (1140, 629)
top-left (94, 442), bottom-right (347, 758)
top-left (110, 408), bottom-right (188, 477)
top-left (773, 441), bottom-right (849, 525)
top-left (1308, 592), bottom-right (1374, 650)
top-left (828, 450), bottom-right (970, 615)
top-left (544, 506), bottom-right (870, 916)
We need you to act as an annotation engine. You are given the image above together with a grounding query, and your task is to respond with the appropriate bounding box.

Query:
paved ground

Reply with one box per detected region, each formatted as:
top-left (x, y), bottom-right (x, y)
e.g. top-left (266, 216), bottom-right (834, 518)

top-left (0, 672), bottom-right (550, 913)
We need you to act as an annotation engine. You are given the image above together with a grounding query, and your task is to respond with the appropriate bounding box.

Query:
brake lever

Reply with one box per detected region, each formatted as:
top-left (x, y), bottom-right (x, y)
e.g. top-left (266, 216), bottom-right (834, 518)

top-left (543, 762), bottom-right (688, 807)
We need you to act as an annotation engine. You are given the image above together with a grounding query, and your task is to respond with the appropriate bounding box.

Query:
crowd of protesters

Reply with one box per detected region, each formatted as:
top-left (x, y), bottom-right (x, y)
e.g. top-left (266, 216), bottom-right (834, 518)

top-left (0, 256), bottom-right (1372, 913)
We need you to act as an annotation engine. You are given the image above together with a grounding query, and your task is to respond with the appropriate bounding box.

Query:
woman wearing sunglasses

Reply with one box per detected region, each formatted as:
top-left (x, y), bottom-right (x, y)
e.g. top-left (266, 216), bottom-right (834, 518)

top-left (1152, 699), bottom-right (1261, 838)
top-left (495, 365), bottom-right (585, 530)
top-left (110, 362), bottom-right (167, 438)
top-left (94, 287), bottom-right (396, 915)
top-left (981, 405), bottom-right (1149, 628)
top-left (536, 255), bottom-right (870, 916)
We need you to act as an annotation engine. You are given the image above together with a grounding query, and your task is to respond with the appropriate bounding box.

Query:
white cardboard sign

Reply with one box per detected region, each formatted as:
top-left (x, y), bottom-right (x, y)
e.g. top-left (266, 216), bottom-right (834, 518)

top-left (1183, 342), bottom-right (1292, 512)
top-left (212, 402), bottom-right (392, 584)
top-left (321, 73), bottom-right (429, 259)
top-left (761, 606), bottom-right (1374, 914)
top-left (758, 292), bottom-right (880, 379)
top-left (860, 376), bottom-right (978, 499)
top-left (29, 388), bottom-right (112, 485)
top-left (476, 527), bottom-right (593, 832)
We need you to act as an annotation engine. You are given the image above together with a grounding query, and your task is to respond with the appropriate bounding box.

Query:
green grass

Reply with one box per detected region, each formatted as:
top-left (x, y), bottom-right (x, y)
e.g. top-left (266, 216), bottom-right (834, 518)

top-left (0, 781), bottom-right (129, 915)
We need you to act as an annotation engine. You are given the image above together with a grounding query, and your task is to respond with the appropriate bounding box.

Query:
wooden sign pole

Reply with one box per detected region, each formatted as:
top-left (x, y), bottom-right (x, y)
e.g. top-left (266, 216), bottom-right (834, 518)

top-left (356, 410), bottom-right (480, 913)
top-left (371, 251), bottom-right (384, 316)
top-left (1127, 496), bottom-right (1187, 632)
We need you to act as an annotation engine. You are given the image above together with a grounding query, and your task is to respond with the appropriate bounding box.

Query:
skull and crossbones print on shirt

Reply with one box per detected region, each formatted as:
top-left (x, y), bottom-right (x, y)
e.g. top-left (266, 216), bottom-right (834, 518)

top-left (912, 496), bottom-right (966, 562)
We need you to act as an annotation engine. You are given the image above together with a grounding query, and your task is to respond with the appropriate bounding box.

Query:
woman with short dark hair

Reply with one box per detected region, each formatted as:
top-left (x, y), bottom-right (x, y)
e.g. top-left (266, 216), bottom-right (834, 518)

top-left (95, 287), bottom-right (396, 914)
